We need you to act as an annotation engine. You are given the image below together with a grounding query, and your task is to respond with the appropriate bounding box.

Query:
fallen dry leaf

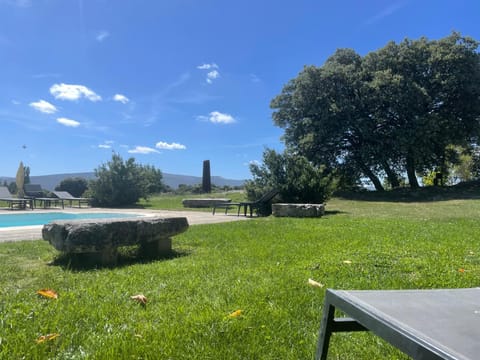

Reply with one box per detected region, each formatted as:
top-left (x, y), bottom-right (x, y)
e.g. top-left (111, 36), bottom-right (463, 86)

top-left (308, 278), bottom-right (324, 288)
top-left (458, 268), bottom-right (466, 273)
top-left (36, 333), bottom-right (60, 344)
top-left (131, 294), bottom-right (147, 306)
top-left (343, 260), bottom-right (352, 264)
top-left (228, 309), bottom-right (242, 318)
top-left (36, 289), bottom-right (58, 300)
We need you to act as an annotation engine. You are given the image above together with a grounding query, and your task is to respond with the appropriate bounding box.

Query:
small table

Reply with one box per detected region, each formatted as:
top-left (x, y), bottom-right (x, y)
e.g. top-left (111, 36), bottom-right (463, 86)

top-left (316, 288), bottom-right (480, 360)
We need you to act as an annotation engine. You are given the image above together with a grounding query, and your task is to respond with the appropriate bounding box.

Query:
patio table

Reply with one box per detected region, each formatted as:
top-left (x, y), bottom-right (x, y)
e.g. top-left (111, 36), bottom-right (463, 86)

top-left (316, 288), bottom-right (480, 359)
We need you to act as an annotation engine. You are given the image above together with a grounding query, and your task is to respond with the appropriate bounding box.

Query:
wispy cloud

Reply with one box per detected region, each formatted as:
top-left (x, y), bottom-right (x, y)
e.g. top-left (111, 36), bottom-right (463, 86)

top-left (128, 146), bottom-right (159, 154)
top-left (0, 0), bottom-right (31, 7)
top-left (32, 73), bottom-right (61, 79)
top-left (197, 63), bottom-right (218, 70)
top-left (98, 140), bottom-right (114, 149)
top-left (155, 141), bottom-right (186, 150)
top-left (29, 100), bottom-right (57, 114)
top-left (50, 83), bottom-right (102, 102)
top-left (197, 63), bottom-right (220, 84)
top-left (11, 99), bottom-right (21, 105)
top-left (113, 94), bottom-right (129, 104)
top-left (96, 30), bottom-right (110, 42)
top-left (57, 117), bottom-right (80, 127)
top-left (250, 74), bottom-right (261, 83)
top-left (197, 111), bottom-right (236, 124)
top-left (365, 2), bottom-right (407, 25)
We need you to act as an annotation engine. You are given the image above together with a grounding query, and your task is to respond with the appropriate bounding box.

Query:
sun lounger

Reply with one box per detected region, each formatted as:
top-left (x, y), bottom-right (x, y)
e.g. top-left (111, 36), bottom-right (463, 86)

top-left (53, 191), bottom-right (91, 208)
top-left (316, 287), bottom-right (480, 359)
top-left (213, 189), bottom-right (279, 216)
top-left (0, 186), bottom-right (33, 210)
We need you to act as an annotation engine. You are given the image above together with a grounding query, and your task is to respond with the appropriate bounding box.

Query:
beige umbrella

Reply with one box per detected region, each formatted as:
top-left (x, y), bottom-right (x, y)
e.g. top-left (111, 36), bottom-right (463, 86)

top-left (16, 161), bottom-right (25, 198)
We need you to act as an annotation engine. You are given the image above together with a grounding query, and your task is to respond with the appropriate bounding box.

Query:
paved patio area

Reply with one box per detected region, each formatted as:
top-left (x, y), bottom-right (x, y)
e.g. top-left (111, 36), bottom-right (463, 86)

top-left (0, 208), bottom-right (249, 243)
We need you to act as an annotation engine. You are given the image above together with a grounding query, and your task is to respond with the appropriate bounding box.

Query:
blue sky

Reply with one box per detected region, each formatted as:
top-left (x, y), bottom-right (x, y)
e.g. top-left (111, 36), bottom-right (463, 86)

top-left (1, 0), bottom-right (479, 180)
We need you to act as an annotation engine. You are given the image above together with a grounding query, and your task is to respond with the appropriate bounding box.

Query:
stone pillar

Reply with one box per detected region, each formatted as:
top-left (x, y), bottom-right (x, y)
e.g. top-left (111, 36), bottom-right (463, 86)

top-left (202, 160), bottom-right (211, 193)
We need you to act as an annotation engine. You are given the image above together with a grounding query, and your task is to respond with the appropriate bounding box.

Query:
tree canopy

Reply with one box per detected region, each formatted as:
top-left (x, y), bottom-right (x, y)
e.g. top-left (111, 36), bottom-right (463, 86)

top-left (271, 32), bottom-right (480, 190)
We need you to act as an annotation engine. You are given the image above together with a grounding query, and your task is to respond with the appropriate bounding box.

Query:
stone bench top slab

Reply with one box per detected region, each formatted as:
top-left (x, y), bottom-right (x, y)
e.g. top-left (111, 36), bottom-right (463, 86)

top-left (42, 216), bottom-right (189, 253)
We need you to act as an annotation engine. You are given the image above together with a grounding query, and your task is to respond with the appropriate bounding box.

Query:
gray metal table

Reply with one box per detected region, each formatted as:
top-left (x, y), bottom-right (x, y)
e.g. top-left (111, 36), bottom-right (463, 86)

top-left (316, 288), bottom-right (480, 359)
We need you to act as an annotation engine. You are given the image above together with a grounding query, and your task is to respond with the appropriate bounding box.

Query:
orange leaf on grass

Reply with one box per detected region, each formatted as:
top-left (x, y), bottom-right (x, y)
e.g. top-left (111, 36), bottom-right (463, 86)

top-left (36, 333), bottom-right (60, 344)
top-left (228, 309), bottom-right (242, 318)
top-left (36, 289), bottom-right (58, 300)
top-left (131, 294), bottom-right (147, 306)
top-left (458, 268), bottom-right (466, 273)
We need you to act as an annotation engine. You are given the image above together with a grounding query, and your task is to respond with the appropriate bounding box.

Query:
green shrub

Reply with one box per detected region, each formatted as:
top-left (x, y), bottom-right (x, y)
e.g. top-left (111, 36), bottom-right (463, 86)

top-left (89, 153), bottom-right (165, 207)
top-left (245, 149), bottom-right (337, 215)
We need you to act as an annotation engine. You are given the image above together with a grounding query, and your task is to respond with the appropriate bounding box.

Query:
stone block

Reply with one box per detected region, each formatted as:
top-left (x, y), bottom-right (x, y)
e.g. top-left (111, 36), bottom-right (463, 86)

top-left (272, 203), bottom-right (325, 218)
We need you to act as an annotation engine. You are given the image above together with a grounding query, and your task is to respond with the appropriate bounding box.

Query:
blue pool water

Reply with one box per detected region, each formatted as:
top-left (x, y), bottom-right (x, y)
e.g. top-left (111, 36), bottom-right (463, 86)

top-left (0, 212), bottom-right (141, 228)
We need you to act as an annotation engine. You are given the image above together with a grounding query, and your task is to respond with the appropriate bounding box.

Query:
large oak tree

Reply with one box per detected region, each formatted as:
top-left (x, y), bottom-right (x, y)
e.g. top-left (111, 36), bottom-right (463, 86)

top-left (271, 33), bottom-right (480, 190)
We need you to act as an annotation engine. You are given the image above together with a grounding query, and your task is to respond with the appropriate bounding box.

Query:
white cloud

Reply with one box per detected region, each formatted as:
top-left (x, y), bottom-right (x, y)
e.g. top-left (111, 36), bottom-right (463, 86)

top-left (155, 141), bottom-right (186, 150)
top-left (203, 111), bottom-right (236, 124)
top-left (206, 70), bottom-right (220, 84)
top-left (128, 146), bottom-right (159, 154)
top-left (96, 30), bottom-right (110, 42)
top-left (50, 83), bottom-right (102, 102)
top-left (29, 99), bottom-right (57, 114)
top-left (57, 117), bottom-right (80, 127)
top-left (197, 63), bottom-right (220, 83)
top-left (197, 63), bottom-right (218, 70)
top-left (249, 160), bottom-right (261, 166)
top-left (113, 94), bottom-right (129, 104)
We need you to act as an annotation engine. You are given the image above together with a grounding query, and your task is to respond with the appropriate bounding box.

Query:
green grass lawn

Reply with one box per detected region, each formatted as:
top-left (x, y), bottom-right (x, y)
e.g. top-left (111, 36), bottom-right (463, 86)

top-left (1, 195), bottom-right (480, 359)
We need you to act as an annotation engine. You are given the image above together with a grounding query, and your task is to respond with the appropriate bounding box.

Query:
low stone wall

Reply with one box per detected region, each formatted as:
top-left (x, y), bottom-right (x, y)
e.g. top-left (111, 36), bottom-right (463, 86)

top-left (272, 203), bottom-right (325, 218)
top-left (182, 198), bottom-right (231, 208)
top-left (42, 216), bottom-right (189, 265)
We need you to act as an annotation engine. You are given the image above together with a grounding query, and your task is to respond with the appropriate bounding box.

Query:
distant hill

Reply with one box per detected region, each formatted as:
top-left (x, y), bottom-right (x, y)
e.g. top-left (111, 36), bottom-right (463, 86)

top-left (0, 172), bottom-right (246, 191)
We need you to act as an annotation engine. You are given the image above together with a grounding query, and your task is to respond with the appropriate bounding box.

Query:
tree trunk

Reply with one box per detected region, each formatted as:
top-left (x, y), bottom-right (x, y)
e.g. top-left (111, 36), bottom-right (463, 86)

top-left (405, 154), bottom-right (420, 189)
top-left (356, 159), bottom-right (384, 191)
top-left (382, 161), bottom-right (400, 188)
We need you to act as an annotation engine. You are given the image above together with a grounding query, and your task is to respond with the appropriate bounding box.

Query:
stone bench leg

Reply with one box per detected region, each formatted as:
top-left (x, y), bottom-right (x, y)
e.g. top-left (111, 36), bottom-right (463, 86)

top-left (139, 237), bottom-right (172, 258)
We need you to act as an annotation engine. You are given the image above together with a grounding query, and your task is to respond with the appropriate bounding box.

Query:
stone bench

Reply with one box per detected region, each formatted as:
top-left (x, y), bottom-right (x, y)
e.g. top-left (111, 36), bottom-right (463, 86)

top-left (182, 198), bottom-right (231, 208)
top-left (42, 216), bottom-right (189, 265)
top-left (272, 203), bottom-right (325, 217)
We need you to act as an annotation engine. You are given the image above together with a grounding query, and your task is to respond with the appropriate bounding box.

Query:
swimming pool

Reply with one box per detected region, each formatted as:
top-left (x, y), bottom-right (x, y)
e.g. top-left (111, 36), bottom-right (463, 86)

top-left (0, 212), bottom-right (142, 228)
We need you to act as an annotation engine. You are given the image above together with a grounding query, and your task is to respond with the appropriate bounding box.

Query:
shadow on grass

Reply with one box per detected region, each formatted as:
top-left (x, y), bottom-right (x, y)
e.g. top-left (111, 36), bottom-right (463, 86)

top-left (324, 210), bottom-right (345, 216)
top-left (334, 180), bottom-right (480, 203)
top-left (49, 247), bottom-right (191, 271)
